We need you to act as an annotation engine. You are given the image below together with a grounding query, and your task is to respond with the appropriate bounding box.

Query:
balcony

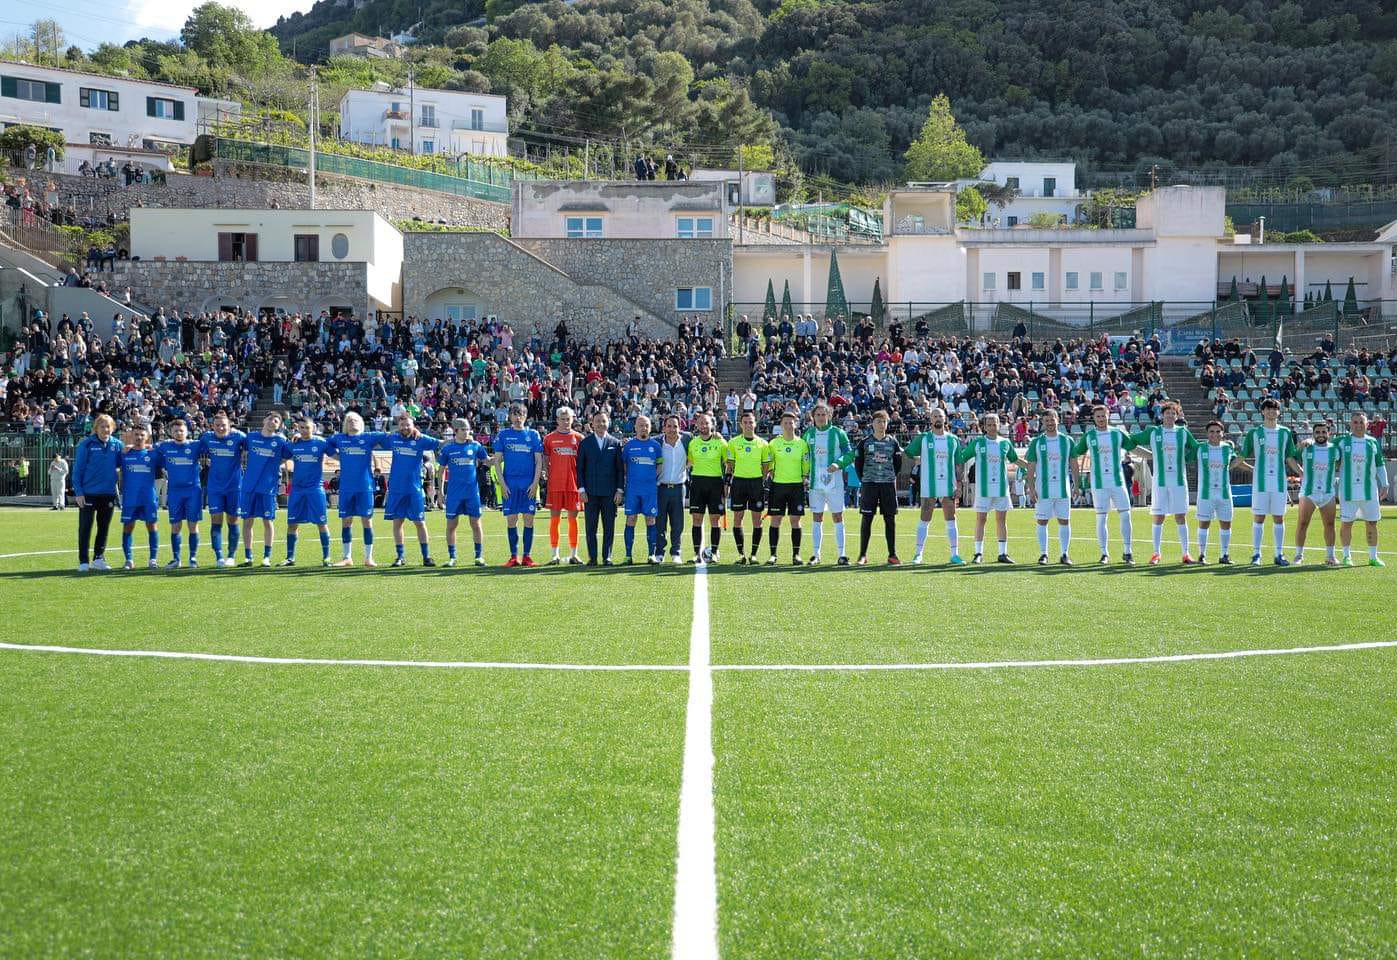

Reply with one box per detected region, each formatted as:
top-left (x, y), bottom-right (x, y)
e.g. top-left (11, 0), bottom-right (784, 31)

top-left (451, 119), bottom-right (508, 134)
top-left (418, 117), bottom-right (438, 128)
top-left (383, 108), bottom-right (408, 121)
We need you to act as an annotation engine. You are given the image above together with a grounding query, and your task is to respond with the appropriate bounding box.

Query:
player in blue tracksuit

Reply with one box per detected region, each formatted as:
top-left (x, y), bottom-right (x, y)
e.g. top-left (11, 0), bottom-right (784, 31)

top-left (621, 415), bottom-right (663, 564)
top-left (440, 417), bottom-right (490, 566)
top-left (491, 402), bottom-right (544, 566)
top-left (238, 413), bottom-right (293, 567)
top-left (385, 412), bottom-right (443, 567)
top-left (281, 417), bottom-right (332, 566)
top-left (326, 411), bottom-right (392, 567)
top-left (199, 412), bottom-right (246, 567)
top-left (118, 423), bottom-right (161, 569)
top-left (155, 419), bottom-right (203, 568)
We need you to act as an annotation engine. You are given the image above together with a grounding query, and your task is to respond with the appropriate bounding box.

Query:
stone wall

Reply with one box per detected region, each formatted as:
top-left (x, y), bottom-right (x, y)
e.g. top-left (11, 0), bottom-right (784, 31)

top-left (16, 165), bottom-right (509, 230)
top-left (109, 260), bottom-right (368, 321)
top-left (402, 232), bottom-right (684, 339)
top-left (509, 238), bottom-right (730, 327)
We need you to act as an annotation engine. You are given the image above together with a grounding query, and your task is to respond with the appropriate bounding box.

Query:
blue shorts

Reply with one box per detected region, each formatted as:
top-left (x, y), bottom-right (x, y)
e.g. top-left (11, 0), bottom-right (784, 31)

top-left (207, 489), bottom-right (239, 517)
top-left (287, 487), bottom-right (328, 526)
top-left (166, 487), bottom-right (203, 523)
top-left (502, 486), bottom-right (537, 516)
top-left (446, 492), bottom-right (482, 520)
top-left (238, 491), bottom-right (278, 521)
top-left (122, 501), bottom-right (158, 525)
top-left (384, 490), bottom-right (425, 522)
top-left (625, 488), bottom-right (659, 518)
top-left (337, 490), bottom-right (374, 519)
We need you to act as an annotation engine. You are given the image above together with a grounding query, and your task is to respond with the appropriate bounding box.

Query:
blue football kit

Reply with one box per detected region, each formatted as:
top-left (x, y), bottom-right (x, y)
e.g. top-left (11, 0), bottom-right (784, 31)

top-left (199, 430), bottom-right (245, 516)
top-left (493, 427), bottom-right (543, 515)
top-left (287, 437), bottom-right (330, 526)
top-left (384, 432), bottom-right (442, 522)
top-left (240, 432), bottom-right (291, 521)
top-left (441, 440), bottom-right (489, 519)
top-left (156, 439), bottom-right (203, 523)
top-left (327, 431), bottom-right (391, 519)
top-left (622, 437), bottom-right (663, 518)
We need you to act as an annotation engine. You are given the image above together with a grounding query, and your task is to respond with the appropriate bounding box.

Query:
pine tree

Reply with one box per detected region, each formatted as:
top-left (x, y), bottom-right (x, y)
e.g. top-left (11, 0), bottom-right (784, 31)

top-left (870, 276), bottom-right (885, 325)
top-left (1342, 277), bottom-right (1358, 317)
top-left (779, 280), bottom-right (795, 322)
top-left (825, 248), bottom-right (849, 322)
top-left (1323, 280), bottom-right (1334, 302)
top-left (762, 279), bottom-right (778, 322)
top-left (1227, 276), bottom-right (1239, 302)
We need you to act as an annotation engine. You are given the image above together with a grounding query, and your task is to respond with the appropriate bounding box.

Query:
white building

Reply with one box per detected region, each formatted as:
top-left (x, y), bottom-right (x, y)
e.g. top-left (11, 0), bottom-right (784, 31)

top-left (328, 33), bottom-right (405, 59)
top-left (337, 84), bottom-right (507, 157)
top-left (0, 60), bottom-right (228, 173)
top-left (954, 160), bottom-right (1083, 227)
top-left (511, 180), bottom-right (730, 240)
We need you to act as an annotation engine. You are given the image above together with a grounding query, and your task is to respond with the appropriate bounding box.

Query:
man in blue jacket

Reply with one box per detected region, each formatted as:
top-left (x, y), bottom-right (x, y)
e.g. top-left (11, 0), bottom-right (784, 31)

top-left (73, 413), bottom-right (123, 571)
top-left (576, 410), bottom-right (623, 566)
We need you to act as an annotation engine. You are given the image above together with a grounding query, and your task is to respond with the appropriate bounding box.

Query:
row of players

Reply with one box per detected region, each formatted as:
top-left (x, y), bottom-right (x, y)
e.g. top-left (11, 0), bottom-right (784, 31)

top-left (69, 397), bottom-right (1387, 570)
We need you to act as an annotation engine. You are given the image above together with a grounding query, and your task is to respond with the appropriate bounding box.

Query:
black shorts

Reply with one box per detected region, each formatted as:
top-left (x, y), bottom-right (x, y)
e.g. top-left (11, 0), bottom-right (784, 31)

top-left (729, 476), bottom-right (766, 512)
top-left (859, 482), bottom-right (898, 517)
top-left (767, 481), bottom-right (806, 517)
top-left (689, 476), bottom-right (725, 515)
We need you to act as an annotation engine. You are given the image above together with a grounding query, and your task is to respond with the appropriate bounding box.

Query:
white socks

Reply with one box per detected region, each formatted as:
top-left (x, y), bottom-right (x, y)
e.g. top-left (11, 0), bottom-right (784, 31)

top-left (915, 521), bottom-right (929, 555)
top-left (1178, 522), bottom-right (1191, 556)
top-left (1059, 524), bottom-right (1071, 555)
top-left (974, 539), bottom-right (984, 556)
top-left (1037, 523), bottom-right (1049, 554)
top-left (1096, 513), bottom-right (1109, 553)
top-left (1198, 527), bottom-right (1208, 556)
top-left (1152, 522), bottom-right (1163, 554)
top-left (1272, 522), bottom-right (1285, 557)
top-left (1120, 511), bottom-right (1133, 553)
top-left (811, 523), bottom-right (823, 555)
top-left (946, 520), bottom-right (958, 554)
top-left (997, 539), bottom-right (1007, 556)
top-left (1221, 528), bottom-right (1231, 555)
top-left (1252, 521), bottom-right (1264, 556)
top-left (834, 521), bottom-right (846, 556)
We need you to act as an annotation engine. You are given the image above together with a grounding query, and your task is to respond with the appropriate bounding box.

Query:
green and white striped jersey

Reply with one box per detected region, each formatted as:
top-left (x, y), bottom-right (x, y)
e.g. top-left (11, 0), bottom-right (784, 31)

top-left (1334, 434), bottom-right (1385, 501)
top-left (1025, 432), bottom-right (1073, 499)
top-left (956, 436), bottom-right (1018, 498)
top-left (1193, 441), bottom-right (1237, 501)
top-left (904, 431), bottom-right (961, 498)
top-left (802, 424), bottom-right (851, 489)
top-left (1298, 441), bottom-right (1338, 498)
top-left (1130, 424), bottom-right (1197, 489)
top-left (1070, 427), bottom-right (1137, 490)
top-left (1239, 425), bottom-right (1297, 494)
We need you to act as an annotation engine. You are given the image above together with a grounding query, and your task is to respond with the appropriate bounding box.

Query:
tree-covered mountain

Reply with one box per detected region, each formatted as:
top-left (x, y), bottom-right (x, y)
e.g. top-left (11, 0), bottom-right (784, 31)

top-left (266, 0), bottom-right (1397, 188)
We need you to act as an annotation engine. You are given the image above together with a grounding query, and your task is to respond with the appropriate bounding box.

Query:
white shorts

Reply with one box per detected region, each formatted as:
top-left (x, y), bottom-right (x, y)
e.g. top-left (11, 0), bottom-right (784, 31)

top-left (1091, 486), bottom-right (1131, 513)
top-left (1034, 497), bottom-right (1071, 521)
top-left (809, 483), bottom-right (846, 515)
top-left (1196, 497), bottom-right (1234, 522)
top-left (1340, 498), bottom-right (1381, 523)
top-left (1250, 490), bottom-right (1289, 517)
top-left (1301, 492), bottom-right (1335, 510)
top-left (974, 495), bottom-right (1012, 513)
top-left (1150, 486), bottom-right (1190, 517)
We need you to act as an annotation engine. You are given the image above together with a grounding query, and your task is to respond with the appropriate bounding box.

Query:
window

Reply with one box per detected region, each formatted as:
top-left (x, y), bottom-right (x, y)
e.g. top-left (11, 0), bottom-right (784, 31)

top-left (1065, 271), bottom-right (1079, 291)
top-left (1007, 272), bottom-right (1021, 291)
top-left (982, 272), bottom-right (996, 291)
top-left (1114, 271), bottom-right (1128, 291)
top-left (80, 87), bottom-right (119, 111)
top-left (1005, 176), bottom-right (1019, 190)
top-left (146, 96), bottom-right (185, 120)
top-left (217, 232), bottom-right (258, 263)
top-left (470, 108), bottom-right (484, 131)
top-left (1031, 272), bottom-right (1045, 290)
top-left (420, 104), bottom-right (436, 127)
top-left (676, 216), bottom-right (715, 238)
top-left (89, 132), bottom-right (113, 146)
top-left (1043, 176), bottom-right (1057, 197)
top-left (1006, 215), bottom-right (1018, 227)
top-left (421, 139), bottom-right (434, 154)
top-left (1089, 271), bottom-right (1103, 291)
top-left (565, 216), bottom-right (603, 238)
top-left (2, 76), bottom-right (61, 103)
top-left (293, 234), bottom-right (320, 262)
top-left (330, 233), bottom-right (350, 259)
top-left (676, 287), bottom-right (713, 310)
top-left (390, 137), bottom-right (401, 149)
top-left (446, 304), bottom-right (478, 322)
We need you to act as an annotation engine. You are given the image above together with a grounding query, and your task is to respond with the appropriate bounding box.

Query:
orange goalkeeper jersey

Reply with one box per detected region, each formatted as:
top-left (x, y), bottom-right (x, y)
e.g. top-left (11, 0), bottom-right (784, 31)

top-left (542, 430), bottom-right (583, 494)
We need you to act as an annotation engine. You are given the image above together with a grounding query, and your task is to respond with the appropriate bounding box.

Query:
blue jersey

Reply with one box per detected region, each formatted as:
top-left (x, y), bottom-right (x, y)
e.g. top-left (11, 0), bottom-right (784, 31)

top-left (289, 437), bottom-right (330, 490)
top-left (493, 427), bottom-right (543, 483)
top-left (440, 440), bottom-right (489, 499)
top-left (327, 431), bottom-right (391, 496)
top-left (622, 437), bottom-right (663, 492)
top-left (155, 439), bottom-right (201, 489)
top-left (119, 447), bottom-right (160, 508)
top-left (199, 430), bottom-right (246, 494)
top-left (385, 433), bottom-right (442, 496)
top-left (243, 432), bottom-right (291, 496)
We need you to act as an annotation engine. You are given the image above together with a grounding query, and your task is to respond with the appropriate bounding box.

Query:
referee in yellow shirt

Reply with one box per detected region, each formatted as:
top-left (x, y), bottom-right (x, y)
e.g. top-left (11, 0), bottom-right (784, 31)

top-left (726, 411), bottom-right (772, 565)
top-left (685, 413), bottom-right (728, 563)
top-left (766, 411), bottom-right (812, 565)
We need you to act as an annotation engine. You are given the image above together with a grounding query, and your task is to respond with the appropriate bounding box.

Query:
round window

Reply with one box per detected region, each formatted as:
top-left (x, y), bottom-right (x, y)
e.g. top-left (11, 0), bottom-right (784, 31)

top-left (331, 233), bottom-right (349, 259)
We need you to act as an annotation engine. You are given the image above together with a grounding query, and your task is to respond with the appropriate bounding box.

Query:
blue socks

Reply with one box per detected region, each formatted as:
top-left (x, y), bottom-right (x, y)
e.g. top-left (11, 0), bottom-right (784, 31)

top-left (227, 522), bottom-right (239, 557)
top-left (287, 533), bottom-right (298, 561)
top-left (171, 532), bottom-right (182, 563)
top-left (419, 542), bottom-right (430, 562)
top-left (364, 529), bottom-right (374, 547)
top-left (396, 543), bottom-right (406, 561)
top-left (448, 542), bottom-right (457, 560)
top-left (320, 531), bottom-right (330, 561)
top-left (474, 540), bottom-right (483, 559)
top-left (189, 532), bottom-right (199, 560)
top-left (507, 527), bottom-right (519, 557)
top-left (625, 525), bottom-right (635, 558)
top-left (211, 523), bottom-right (223, 561)
top-left (148, 529), bottom-right (159, 562)
top-left (522, 526), bottom-right (534, 557)
top-left (647, 524), bottom-right (658, 556)
top-left (122, 532), bottom-right (133, 563)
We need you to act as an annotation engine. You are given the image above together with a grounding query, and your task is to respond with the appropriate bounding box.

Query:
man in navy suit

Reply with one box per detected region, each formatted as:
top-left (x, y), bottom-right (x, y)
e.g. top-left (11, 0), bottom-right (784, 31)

top-left (576, 411), bottom-right (624, 565)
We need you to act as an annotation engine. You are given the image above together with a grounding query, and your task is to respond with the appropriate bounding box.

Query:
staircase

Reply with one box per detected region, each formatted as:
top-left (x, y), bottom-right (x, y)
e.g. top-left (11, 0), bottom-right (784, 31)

top-left (716, 356), bottom-right (752, 393)
top-left (1159, 357), bottom-right (1212, 427)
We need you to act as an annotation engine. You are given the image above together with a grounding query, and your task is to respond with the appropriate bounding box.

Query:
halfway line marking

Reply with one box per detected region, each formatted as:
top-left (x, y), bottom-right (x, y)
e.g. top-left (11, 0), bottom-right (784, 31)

top-left (1, 640), bottom-right (1395, 673)
top-left (672, 564), bottom-right (719, 960)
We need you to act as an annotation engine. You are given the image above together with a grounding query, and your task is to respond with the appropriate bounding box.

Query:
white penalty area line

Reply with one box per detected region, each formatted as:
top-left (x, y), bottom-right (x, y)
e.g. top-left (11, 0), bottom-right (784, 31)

top-left (2, 639), bottom-right (1396, 674)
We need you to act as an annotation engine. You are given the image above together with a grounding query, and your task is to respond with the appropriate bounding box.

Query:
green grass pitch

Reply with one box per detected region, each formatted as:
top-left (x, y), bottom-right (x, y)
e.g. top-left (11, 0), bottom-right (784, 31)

top-left (2, 504), bottom-right (1395, 958)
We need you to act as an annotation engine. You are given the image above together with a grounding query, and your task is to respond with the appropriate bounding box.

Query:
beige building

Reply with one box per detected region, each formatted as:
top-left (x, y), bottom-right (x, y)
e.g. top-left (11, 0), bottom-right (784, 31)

top-left (511, 181), bottom-right (730, 240)
top-left (328, 34), bottom-right (406, 59)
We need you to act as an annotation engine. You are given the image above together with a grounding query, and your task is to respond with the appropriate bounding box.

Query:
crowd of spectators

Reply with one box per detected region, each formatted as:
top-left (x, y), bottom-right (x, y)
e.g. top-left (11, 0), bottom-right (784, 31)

top-left (4, 175), bottom-right (120, 230)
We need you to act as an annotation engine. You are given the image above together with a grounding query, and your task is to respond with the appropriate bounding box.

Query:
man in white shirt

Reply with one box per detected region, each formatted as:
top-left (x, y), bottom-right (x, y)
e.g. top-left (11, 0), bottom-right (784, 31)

top-left (655, 414), bottom-right (690, 563)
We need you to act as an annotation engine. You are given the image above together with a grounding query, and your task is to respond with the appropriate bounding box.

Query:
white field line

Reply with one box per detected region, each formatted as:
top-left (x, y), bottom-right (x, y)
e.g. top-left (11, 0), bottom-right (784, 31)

top-left (2, 640), bottom-right (1395, 673)
top-left (672, 563), bottom-right (719, 960)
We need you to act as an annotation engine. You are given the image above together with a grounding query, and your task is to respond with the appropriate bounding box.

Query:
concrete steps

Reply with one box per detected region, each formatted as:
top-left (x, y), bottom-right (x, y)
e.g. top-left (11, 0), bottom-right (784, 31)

top-left (1159, 357), bottom-right (1212, 427)
top-left (716, 356), bottom-right (752, 393)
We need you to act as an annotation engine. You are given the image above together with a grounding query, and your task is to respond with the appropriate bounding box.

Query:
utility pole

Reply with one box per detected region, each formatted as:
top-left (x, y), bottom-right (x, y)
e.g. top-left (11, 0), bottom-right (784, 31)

top-left (308, 67), bottom-right (318, 209)
top-left (737, 144), bottom-right (744, 244)
top-left (1149, 163), bottom-right (1158, 191)
top-left (408, 65), bottom-right (416, 157)
top-left (583, 139), bottom-right (590, 180)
